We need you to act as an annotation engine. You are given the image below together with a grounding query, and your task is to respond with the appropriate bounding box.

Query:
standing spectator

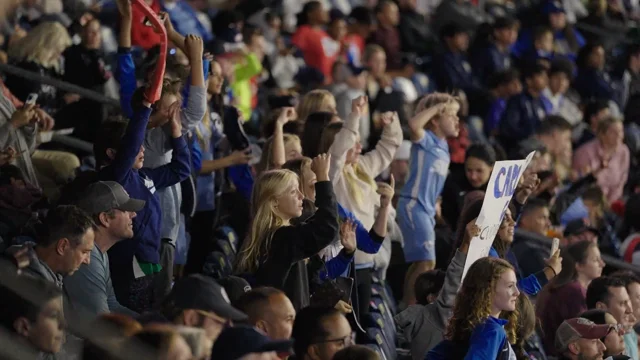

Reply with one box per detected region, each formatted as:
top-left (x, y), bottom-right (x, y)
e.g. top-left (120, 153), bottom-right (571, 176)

top-left (498, 62), bottom-right (551, 152)
top-left (573, 116), bottom-right (629, 203)
top-left (397, 94), bottom-right (460, 305)
top-left (370, 1), bottom-right (402, 72)
top-left (64, 181), bottom-right (142, 317)
top-left (6, 205), bottom-right (95, 288)
top-left (426, 257), bottom-right (520, 359)
top-left (343, 6), bottom-right (375, 68)
top-left (291, 1), bottom-right (337, 84)
top-left (234, 287), bottom-right (296, 340)
top-left (586, 276), bottom-right (637, 359)
top-left (291, 307), bottom-right (353, 360)
top-left (536, 241), bottom-right (605, 355)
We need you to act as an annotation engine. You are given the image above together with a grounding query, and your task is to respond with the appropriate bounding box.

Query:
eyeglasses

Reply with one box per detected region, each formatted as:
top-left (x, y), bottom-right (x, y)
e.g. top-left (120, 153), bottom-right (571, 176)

top-left (313, 333), bottom-right (354, 347)
top-left (196, 310), bottom-right (232, 328)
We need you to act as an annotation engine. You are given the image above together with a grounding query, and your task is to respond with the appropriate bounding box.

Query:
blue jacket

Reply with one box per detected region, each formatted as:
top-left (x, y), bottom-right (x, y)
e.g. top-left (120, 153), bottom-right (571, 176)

top-left (488, 247), bottom-right (547, 296)
top-left (472, 44), bottom-right (512, 85)
top-left (497, 90), bottom-right (551, 152)
top-left (574, 67), bottom-right (617, 104)
top-left (162, 1), bottom-right (213, 43)
top-left (426, 317), bottom-right (511, 360)
top-left (432, 50), bottom-right (481, 93)
top-left (98, 107), bottom-right (190, 265)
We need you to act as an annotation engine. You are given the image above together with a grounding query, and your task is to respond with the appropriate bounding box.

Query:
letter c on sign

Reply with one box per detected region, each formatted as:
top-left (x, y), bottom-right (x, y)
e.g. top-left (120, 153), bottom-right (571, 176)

top-left (494, 167), bottom-right (506, 198)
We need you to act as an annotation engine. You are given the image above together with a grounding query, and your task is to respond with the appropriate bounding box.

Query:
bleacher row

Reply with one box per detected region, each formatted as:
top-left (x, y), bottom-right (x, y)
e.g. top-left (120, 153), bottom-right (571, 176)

top-left (201, 225), bottom-right (406, 360)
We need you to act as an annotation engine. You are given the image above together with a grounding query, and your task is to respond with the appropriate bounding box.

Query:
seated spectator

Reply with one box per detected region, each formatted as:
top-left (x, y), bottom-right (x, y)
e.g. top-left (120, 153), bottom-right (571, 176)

top-left (586, 276), bottom-right (637, 359)
top-left (291, 307), bottom-right (353, 360)
top-left (6, 205), bottom-right (95, 288)
top-left (618, 44), bottom-right (640, 109)
top-left (432, 23), bottom-right (480, 95)
top-left (543, 1), bottom-right (585, 59)
top-left (0, 275), bottom-right (65, 359)
top-left (525, 115), bottom-right (573, 173)
top-left (619, 193), bottom-right (640, 264)
top-left (431, 0), bottom-right (487, 36)
top-left (397, 0), bottom-right (437, 60)
top-left (370, 1), bottom-right (402, 73)
top-left (511, 294), bottom-right (545, 359)
top-left (563, 218), bottom-right (599, 246)
top-left (554, 318), bottom-right (611, 360)
top-left (471, 16), bottom-right (519, 86)
top-left (580, 309), bottom-right (628, 359)
top-left (234, 287), bottom-right (296, 340)
top-left (426, 257), bottom-right (520, 359)
top-left (0, 163), bottom-right (43, 239)
top-left (64, 181), bottom-right (142, 317)
top-left (482, 69), bottom-right (522, 137)
top-left (211, 325), bottom-right (294, 360)
top-left (154, 274), bottom-right (248, 343)
top-left (497, 62), bottom-right (551, 152)
top-left (518, 198), bottom-right (552, 237)
top-left (611, 271), bottom-right (640, 330)
top-left (128, 324), bottom-right (192, 360)
top-left (543, 59), bottom-right (582, 127)
top-left (394, 218), bottom-right (477, 360)
top-left (291, 1), bottom-right (337, 84)
top-left (520, 26), bottom-right (555, 66)
top-left (573, 116), bottom-right (629, 203)
top-left (574, 42), bottom-right (617, 104)
top-left (536, 240), bottom-right (604, 355)
top-left (574, 99), bottom-right (610, 149)
top-left (344, 7), bottom-right (375, 69)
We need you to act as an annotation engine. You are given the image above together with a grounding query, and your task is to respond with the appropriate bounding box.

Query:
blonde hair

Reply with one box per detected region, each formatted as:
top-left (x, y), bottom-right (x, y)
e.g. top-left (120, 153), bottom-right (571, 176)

top-left (363, 44), bottom-right (385, 63)
top-left (235, 169), bottom-right (300, 274)
top-left (282, 157), bottom-right (313, 198)
top-left (9, 22), bottom-right (71, 70)
top-left (297, 90), bottom-right (336, 123)
top-left (318, 122), bottom-right (376, 205)
top-left (255, 134), bottom-right (301, 175)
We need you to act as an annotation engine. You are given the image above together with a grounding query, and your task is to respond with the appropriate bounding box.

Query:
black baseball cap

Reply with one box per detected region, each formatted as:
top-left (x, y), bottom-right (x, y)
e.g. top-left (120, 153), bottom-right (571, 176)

top-left (217, 276), bottom-right (252, 305)
top-left (74, 181), bottom-right (145, 215)
top-left (564, 218), bottom-right (599, 237)
top-left (211, 326), bottom-right (293, 360)
top-left (170, 274), bottom-right (247, 321)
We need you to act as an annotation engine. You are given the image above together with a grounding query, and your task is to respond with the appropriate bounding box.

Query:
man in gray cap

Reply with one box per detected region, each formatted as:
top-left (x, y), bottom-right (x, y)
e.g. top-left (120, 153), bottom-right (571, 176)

top-left (64, 181), bottom-right (145, 317)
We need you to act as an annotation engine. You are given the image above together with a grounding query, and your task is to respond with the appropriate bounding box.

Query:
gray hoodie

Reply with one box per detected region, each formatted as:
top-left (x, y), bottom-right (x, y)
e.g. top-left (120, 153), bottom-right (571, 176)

top-left (394, 250), bottom-right (466, 360)
top-left (6, 245), bottom-right (63, 288)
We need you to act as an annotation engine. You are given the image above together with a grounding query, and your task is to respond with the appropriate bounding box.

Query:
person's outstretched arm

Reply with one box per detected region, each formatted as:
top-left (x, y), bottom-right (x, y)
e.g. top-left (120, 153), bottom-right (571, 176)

top-left (115, 0), bottom-right (136, 118)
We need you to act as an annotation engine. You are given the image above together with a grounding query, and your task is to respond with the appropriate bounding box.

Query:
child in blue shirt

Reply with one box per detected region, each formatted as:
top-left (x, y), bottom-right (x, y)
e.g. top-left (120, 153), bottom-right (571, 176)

top-left (397, 93), bottom-right (461, 306)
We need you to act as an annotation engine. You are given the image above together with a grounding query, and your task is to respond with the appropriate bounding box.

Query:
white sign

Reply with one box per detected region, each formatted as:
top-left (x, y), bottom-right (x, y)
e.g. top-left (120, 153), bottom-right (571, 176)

top-left (461, 152), bottom-right (536, 280)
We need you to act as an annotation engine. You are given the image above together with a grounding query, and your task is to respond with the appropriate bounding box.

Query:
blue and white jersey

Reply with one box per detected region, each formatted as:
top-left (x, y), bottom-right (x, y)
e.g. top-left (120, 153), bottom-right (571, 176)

top-left (399, 130), bottom-right (450, 218)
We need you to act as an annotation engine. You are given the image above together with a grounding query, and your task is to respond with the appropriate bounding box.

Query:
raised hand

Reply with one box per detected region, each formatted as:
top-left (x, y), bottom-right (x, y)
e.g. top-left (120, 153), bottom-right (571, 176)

top-left (184, 34), bottom-right (204, 61)
top-left (380, 111), bottom-right (397, 127)
top-left (311, 153), bottom-right (331, 182)
top-left (115, 0), bottom-right (132, 18)
top-left (340, 220), bottom-right (357, 254)
top-left (351, 96), bottom-right (368, 117)
top-left (168, 101), bottom-right (182, 138)
top-left (229, 148), bottom-right (252, 165)
top-left (277, 107), bottom-right (297, 125)
top-left (377, 174), bottom-right (395, 209)
top-left (515, 172), bottom-right (541, 204)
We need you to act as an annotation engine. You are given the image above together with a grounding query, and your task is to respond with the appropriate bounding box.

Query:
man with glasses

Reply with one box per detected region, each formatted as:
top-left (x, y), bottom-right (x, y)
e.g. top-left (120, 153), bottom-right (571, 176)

top-left (155, 274), bottom-right (247, 343)
top-left (291, 307), bottom-right (353, 360)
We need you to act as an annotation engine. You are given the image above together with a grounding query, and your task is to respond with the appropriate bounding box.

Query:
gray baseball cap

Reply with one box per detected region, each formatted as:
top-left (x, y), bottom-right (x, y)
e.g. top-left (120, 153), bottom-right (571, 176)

top-left (74, 181), bottom-right (145, 215)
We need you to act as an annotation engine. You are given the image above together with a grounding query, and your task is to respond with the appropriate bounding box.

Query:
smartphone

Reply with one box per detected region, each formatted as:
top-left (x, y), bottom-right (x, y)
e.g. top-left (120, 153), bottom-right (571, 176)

top-left (551, 237), bottom-right (560, 256)
top-left (25, 93), bottom-right (38, 105)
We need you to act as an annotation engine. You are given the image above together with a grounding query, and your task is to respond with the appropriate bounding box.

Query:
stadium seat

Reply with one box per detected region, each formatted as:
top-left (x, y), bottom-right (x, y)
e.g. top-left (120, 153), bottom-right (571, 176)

top-left (365, 327), bottom-right (394, 360)
top-left (364, 343), bottom-right (387, 360)
top-left (216, 237), bottom-right (235, 263)
top-left (217, 225), bottom-right (240, 253)
top-left (202, 251), bottom-right (232, 279)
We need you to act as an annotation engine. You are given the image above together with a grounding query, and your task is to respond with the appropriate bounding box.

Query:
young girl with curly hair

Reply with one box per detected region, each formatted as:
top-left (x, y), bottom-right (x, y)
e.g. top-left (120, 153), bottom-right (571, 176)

top-left (427, 257), bottom-right (520, 359)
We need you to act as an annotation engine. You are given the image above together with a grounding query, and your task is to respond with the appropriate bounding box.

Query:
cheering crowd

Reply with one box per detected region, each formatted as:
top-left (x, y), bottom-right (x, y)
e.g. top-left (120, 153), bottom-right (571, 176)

top-left (1, 0), bottom-right (640, 359)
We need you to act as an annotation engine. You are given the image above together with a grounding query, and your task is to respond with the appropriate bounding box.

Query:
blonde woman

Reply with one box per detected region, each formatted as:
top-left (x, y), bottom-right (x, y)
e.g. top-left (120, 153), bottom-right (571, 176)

top-left (297, 89), bottom-right (337, 123)
top-left (318, 95), bottom-right (403, 315)
top-left (5, 21), bottom-right (71, 111)
top-left (235, 154), bottom-right (339, 310)
top-left (427, 257), bottom-right (520, 359)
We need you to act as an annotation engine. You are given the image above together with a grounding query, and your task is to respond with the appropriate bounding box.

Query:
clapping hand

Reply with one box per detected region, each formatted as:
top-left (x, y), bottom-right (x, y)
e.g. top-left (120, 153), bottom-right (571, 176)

top-left (311, 153), bottom-right (331, 182)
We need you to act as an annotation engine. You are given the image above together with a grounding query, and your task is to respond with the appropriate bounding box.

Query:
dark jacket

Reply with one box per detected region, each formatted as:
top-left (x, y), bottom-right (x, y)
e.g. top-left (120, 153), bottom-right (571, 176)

top-left (432, 50), bottom-right (481, 93)
top-left (398, 9), bottom-right (437, 57)
top-left (4, 60), bottom-right (61, 113)
top-left (573, 67), bottom-right (617, 104)
top-left (254, 181), bottom-right (339, 311)
top-left (471, 43), bottom-right (512, 86)
top-left (63, 44), bottom-right (111, 90)
top-left (498, 90), bottom-right (550, 153)
top-left (98, 107), bottom-right (190, 270)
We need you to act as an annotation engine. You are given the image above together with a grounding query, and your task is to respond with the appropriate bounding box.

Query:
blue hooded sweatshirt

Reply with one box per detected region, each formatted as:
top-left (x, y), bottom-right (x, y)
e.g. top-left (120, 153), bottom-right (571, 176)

top-left (426, 317), bottom-right (512, 360)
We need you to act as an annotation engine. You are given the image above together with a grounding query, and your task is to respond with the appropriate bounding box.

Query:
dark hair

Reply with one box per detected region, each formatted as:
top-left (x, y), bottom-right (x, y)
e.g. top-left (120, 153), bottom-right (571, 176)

top-left (375, 0), bottom-right (395, 14)
top-left (583, 99), bottom-right (610, 125)
top-left (521, 61), bottom-right (548, 79)
top-left (297, 1), bottom-right (322, 27)
top-left (487, 69), bottom-right (520, 89)
top-left (235, 287), bottom-right (285, 322)
top-left (550, 240), bottom-right (597, 290)
top-left (93, 116), bottom-right (129, 167)
top-left (586, 276), bottom-right (627, 309)
top-left (0, 164), bottom-right (25, 185)
top-left (440, 22), bottom-right (466, 39)
top-left (536, 115), bottom-right (572, 135)
top-left (318, 122), bottom-right (344, 155)
top-left (302, 112), bottom-right (336, 157)
top-left (292, 306), bottom-right (342, 357)
top-left (242, 25), bottom-right (263, 46)
top-left (415, 269), bottom-right (446, 305)
top-left (0, 275), bottom-right (62, 332)
top-left (37, 205), bottom-right (96, 248)
top-left (610, 271), bottom-right (640, 289)
top-left (465, 143), bottom-right (497, 166)
top-left (579, 309), bottom-right (610, 325)
top-left (620, 193), bottom-right (640, 239)
top-left (520, 198), bottom-right (549, 218)
top-left (211, 10), bottom-right (243, 37)
top-left (348, 6), bottom-right (375, 26)
top-left (577, 42), bottom-right (604, 69)
top-left (548, 58), bottom-right (574, 79)
top-left (262, 111), bottom-right (302, 138)
top-left (533, 26), bottom-right (553, 42)
top-left (332, 345), bottom-right (380, 360)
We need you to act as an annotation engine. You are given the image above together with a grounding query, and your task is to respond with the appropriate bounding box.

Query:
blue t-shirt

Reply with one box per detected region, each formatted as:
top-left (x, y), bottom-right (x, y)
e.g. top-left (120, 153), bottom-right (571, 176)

top-left (399, 130), bottom-right (450, 218)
